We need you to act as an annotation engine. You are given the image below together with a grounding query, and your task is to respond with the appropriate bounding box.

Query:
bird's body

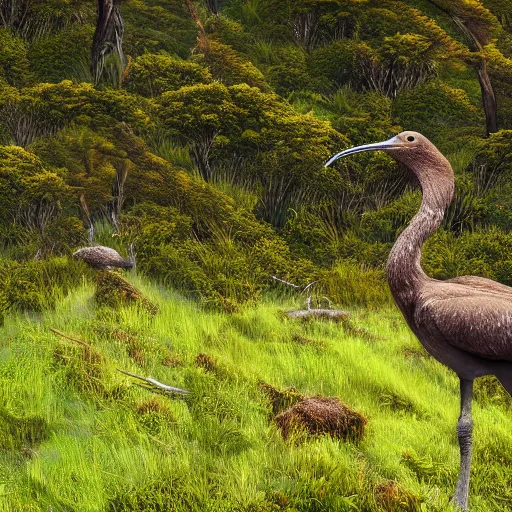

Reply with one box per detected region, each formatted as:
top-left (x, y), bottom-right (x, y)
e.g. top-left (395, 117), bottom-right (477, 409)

top-left (325, 131), bottom-right (512, 510)
top-left (73, 245), bottom-right (134, 270)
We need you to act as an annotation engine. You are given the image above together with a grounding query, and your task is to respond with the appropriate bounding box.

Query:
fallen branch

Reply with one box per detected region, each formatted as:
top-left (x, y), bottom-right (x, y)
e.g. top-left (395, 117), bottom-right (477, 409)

top-left (117, 369), bottom-right (189, 396)
top-left (50, 327), bottom-right (91, 348)
top-left (285, 309), bottom-right (349, 320)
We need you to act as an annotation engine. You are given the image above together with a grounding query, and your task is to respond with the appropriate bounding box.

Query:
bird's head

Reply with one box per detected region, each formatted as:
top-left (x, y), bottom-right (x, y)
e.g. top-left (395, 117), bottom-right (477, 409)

top-left (324, 131), bottom-right (434, 168)
top-left (325, 130), bottom-right (454, 205)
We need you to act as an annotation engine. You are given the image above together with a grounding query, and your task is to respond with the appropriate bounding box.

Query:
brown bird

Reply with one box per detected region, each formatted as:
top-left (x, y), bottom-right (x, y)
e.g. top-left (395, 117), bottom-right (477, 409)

top-left (325, 131), bottom-right (512, 511)
top-left (73, 245), bottom-right (134, 270)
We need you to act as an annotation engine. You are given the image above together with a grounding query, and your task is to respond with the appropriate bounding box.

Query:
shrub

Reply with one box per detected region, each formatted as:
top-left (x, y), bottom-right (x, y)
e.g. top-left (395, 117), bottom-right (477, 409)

top-left (0, 81), bottom-right (155, 146)
top-left (28, 24), bottom-right (94, 83)
top-left (0, 257), bottom-right (88, 315)
top-left (393, 80), bottom-right (482, 141)
top-left (194, 40), bottom-right (270, 91)
top-left (122, 0), bottom-right (197, 58)
top-left (308, 39), bottom-right (369, 89)
top-left (0, 28), bottom-right (33, 87)
top-left (422, 228), bottom-right (512, 284)
top-left (124, 54), bottom-right (212, 97)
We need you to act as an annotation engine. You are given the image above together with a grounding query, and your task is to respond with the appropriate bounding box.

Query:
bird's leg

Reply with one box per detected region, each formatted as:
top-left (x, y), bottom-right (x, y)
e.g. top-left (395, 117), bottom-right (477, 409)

top-left (453, 378), bottom-right (473, 511)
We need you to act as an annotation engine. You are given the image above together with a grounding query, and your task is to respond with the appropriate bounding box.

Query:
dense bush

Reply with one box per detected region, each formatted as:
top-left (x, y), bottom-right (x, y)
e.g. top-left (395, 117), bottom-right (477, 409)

top-left (195, 41), bottom-right (270, 91)
top-left (393, 80), bottom-right (482, 140)
top-left (28, 24), bottom-right (94, 83)
top-left (124, 54), bottom-right (212, 97)
top-left (423, 228), bottom-right (512, 284)
top-left (122, 0), bottom-right (197, 58)
top-left (0, 81), bottom-right (155, 146)
top-left (0, 29), bottom-right (33, 87)
top-left (0, 257), bottom-right (88, 315)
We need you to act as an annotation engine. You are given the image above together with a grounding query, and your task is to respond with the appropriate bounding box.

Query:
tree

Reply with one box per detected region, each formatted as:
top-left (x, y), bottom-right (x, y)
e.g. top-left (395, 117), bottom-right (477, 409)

top-left (92, 0), bottom-right (125, 85)
top-left (427, 0), bottom-right (499, 135)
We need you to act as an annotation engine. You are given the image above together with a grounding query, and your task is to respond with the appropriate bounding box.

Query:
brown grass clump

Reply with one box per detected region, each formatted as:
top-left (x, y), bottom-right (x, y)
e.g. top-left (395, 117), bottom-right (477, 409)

top-left (135, 398), bottom-right (175, 434)
top-left (291, 334), bottom-right (326, 350)
top-left (194, 353), bottom-right (217, 373)
top-left (274, 396), bottom-right (367, 442)
top-left (374, 480), bottom-right (420, 511)
top-left (258, 382), bottom-right (304, 416)
top-left (340, 318), bottom-right (383, 342)
top-left (95, 270), bottom-right (158, 314)
top-left (96, 326), bottom-right (147, 366)
top-left (161, 353), bottom-right (184, 367)
top-left (136, 397), bottom-right (172, 416)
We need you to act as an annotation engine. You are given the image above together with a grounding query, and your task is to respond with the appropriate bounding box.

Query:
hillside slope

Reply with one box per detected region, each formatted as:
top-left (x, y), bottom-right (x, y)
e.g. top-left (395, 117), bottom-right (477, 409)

top-left (0, 276), bottom-right (511, 511)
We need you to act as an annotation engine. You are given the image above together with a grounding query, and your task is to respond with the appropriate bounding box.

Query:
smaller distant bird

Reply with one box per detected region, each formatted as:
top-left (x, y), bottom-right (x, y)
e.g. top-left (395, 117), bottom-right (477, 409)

top-left (73, 245), bottom-right (134, 270)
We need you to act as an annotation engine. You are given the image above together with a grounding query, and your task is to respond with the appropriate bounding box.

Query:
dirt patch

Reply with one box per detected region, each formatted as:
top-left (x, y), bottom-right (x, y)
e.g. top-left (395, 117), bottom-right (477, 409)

top-left (274, 396), bottom-right (367, 442)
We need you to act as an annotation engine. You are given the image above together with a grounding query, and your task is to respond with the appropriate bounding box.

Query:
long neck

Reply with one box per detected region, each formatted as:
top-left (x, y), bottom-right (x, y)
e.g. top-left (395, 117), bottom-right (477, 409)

top-left (386, 155), bottom-right (454, 310)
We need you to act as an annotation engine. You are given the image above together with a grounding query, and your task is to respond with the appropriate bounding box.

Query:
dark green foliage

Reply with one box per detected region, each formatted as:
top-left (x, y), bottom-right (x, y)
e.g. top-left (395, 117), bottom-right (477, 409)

top-left (122, 0), bottom-right (197, 58)
top-left (195, 40), bottom-right (270, 91)
top-left (308, 40), bottom-right (370, 90)
top-left (124, 54), bottom-right (212, 97)
top-left (28, 24), bottom-right (94, 83)
top-left (0, 257), bottom-right (87, 315)
top-left (422, 228), bottom-right (512, 283)
top-left (393, 80), bottom-right (482, 141)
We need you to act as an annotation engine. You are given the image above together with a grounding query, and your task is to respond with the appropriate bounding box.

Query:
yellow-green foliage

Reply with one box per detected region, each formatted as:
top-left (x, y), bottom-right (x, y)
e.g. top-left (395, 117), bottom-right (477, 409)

top-left (0, 146), bottom-right (67, 222)
top-left (0, 28), bottom-right (33, 87)
top-left (0, 81), bottom-right (155, 146)
top-left (124, 54), bottom-right (212, 97)
top-left (195, 40), bottom-right (270, 91)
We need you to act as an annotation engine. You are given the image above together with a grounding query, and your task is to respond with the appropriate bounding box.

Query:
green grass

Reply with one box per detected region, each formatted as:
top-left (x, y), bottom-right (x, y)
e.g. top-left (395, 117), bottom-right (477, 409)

top-left (0, 276), bottom-right (511, 511)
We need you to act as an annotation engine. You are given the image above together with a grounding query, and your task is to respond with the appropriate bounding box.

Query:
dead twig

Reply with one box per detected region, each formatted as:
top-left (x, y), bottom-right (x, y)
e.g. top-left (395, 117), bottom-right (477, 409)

top-left (50, 327), bottom-right (91, 348)
top-left (117, 369), bottom-right (189, 396)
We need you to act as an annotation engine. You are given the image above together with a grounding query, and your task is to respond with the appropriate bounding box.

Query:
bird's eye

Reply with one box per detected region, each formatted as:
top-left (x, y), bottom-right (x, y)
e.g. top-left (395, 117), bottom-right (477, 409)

top-left (407, 136), bottom-right (415, 142)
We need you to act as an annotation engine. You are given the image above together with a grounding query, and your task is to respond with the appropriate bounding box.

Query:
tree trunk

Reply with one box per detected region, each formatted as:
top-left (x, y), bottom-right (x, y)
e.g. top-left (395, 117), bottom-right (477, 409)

top-left (426, 1), bottom-right (498, 136)
top-left (92, 0), bottom-right (125, 84)
top-left (205, 0), bottom-right (219, 16)
top-left (476, 55), bottom-right (498, 136)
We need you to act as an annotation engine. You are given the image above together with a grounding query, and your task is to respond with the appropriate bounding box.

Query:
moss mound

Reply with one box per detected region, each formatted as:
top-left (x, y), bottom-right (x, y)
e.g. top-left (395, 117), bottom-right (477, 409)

top-left (374, 480), bottom-right (421, 512)
top-left (95, 270), bottom-right (158, 314)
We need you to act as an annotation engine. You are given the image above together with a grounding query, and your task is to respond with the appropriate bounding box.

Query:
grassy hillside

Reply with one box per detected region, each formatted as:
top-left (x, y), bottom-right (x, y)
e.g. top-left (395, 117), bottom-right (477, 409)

top-left (0, 274), bottom-right (511, 512)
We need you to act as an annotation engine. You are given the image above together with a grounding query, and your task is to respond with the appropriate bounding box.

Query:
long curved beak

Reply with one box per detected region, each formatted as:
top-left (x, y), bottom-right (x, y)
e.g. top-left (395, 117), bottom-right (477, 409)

top-left (324, 135), bottom-right (403, 167)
